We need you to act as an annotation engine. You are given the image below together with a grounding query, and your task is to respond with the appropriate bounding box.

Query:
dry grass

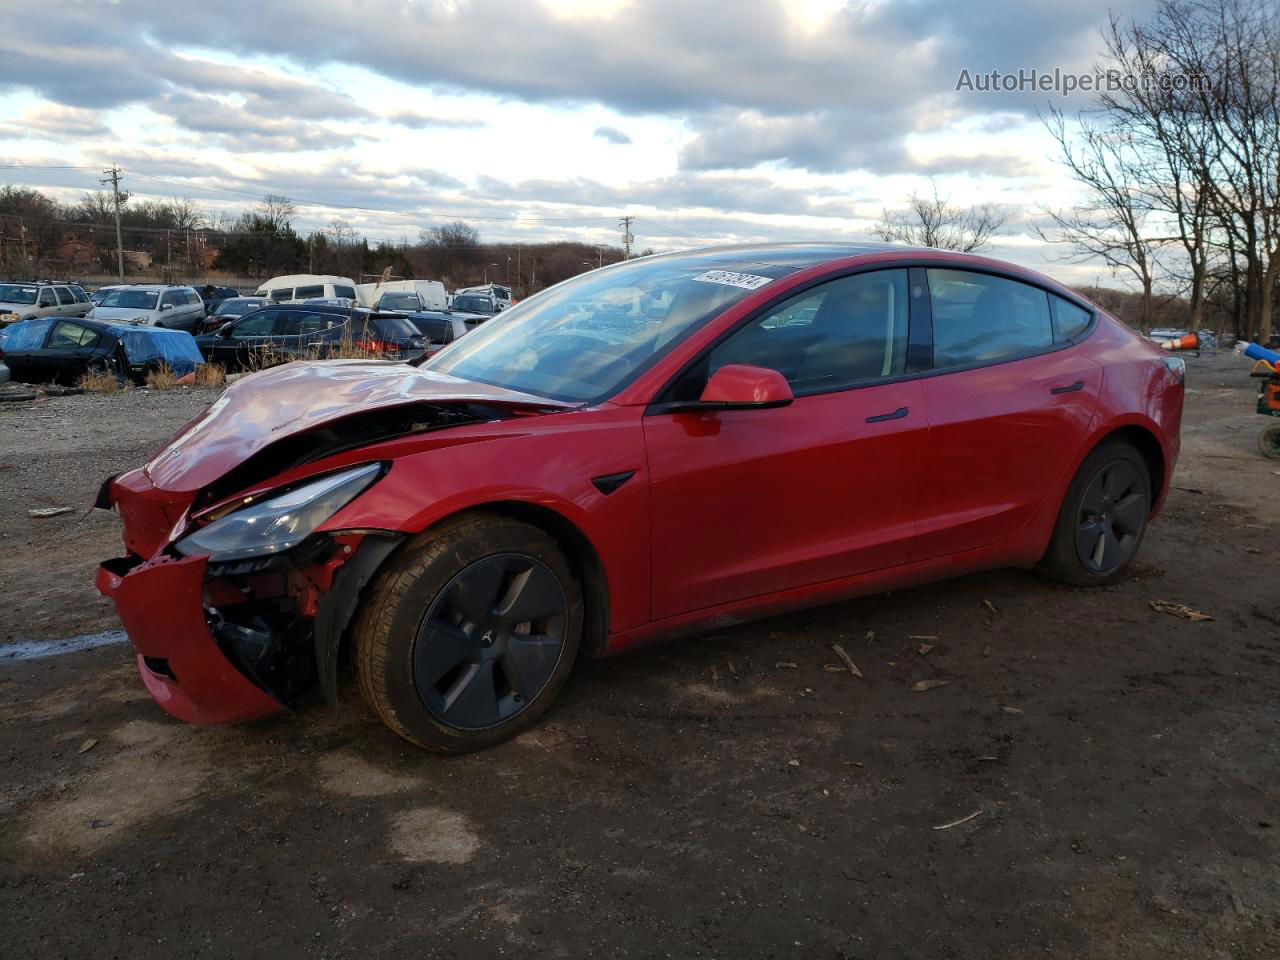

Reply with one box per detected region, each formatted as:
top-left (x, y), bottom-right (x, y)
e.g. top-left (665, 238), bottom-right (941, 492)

top-left (143, 365), bottom-right (179, 390)
top-left (243, 343), bottom-right (285, 373)
top-left (78, 369), bottom-right (122, 394)
top-left (191, 364), bottom-right (227, 388)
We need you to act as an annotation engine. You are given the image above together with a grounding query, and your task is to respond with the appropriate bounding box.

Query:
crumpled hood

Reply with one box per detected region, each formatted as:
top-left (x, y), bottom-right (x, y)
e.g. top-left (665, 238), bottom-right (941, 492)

top-left (144, 359), bottom-right (573, 493)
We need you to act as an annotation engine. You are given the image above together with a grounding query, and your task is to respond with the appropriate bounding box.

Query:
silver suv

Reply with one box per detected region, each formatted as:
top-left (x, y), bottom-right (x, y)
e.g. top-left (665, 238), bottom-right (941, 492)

top-left (0, 281), bottom-right (93, 326)
top-left (87, 284), bottom-right (205, 332)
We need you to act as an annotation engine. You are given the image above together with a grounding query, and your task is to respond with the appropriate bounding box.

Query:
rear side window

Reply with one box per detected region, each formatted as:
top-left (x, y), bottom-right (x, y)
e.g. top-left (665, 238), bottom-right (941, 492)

top-left (334, 285), bottom-right (356, 300)
top-left (70, 285), bottom-right (90, 303)
top-left (269, 288), bottom-right (292, 302)
top-left (54, 287), bottom-right (74, 305)
top-left (48, 321), bottom-right (98, 348)
top-left (927, 270), bottom-right (1052, 368)
top-left (295, 285), bottom-right (324, 299)
top-left (1051, 295), bottom-right (1092, 341)
top-left (707, 269), bottom-right (909, 394)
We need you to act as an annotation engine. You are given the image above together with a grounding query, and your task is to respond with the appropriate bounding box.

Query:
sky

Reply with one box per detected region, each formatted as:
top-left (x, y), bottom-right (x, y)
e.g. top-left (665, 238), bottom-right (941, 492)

top-left (0, 0), bottom-right (1156, 285)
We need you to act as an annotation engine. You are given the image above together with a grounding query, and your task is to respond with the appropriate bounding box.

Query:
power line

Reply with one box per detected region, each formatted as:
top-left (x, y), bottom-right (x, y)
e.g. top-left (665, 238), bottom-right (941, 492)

top-left (100, 166), bottom-right (127, 284)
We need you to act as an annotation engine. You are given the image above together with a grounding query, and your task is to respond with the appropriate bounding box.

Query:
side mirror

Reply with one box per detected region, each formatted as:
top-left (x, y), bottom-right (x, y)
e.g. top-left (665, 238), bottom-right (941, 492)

top-left (697, 364), bottom-right (793, 409)
top-left (160, 302), bottom-right (174, 312)
top-left (217, 322), bottom-right (234, 337)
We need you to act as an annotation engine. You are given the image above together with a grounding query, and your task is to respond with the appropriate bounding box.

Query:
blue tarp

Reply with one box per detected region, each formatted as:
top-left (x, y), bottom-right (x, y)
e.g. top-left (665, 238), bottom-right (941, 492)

top-left (0, 318), bottom-right (204, 375)
top-left (106, 324), bottom-right (204, 376)
top-left (0, 318), bottom-right (54, 350)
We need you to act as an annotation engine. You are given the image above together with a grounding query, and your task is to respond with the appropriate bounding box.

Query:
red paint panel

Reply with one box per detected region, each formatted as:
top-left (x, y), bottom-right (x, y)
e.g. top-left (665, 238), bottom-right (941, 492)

top-left (912, 349), bottom-right (1102, 561)
top-left (644, 380), bottom-right (926, 620)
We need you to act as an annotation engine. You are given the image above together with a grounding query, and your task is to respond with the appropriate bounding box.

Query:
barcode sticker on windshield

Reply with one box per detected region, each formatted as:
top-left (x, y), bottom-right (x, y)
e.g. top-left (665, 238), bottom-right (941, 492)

top-left (691, 270), bottom-right (773, 291)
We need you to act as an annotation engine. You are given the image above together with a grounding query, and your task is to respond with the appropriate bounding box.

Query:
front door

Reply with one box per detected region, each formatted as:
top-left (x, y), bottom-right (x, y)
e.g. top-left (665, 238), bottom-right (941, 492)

top-left (645, 268), bottom-right (927, 621)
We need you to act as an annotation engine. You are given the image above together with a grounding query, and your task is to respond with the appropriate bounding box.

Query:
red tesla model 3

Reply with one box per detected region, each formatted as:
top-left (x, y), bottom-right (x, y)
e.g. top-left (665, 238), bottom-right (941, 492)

top-left (96, 244), bottom-right (1184, 751)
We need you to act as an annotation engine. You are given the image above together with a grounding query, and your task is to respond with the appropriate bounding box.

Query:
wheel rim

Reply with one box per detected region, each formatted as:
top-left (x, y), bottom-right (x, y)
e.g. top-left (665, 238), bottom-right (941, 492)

top-left (412, 553), bottom-right (567, 730)
top-left (1075, 459), bottom-right (1148, 574)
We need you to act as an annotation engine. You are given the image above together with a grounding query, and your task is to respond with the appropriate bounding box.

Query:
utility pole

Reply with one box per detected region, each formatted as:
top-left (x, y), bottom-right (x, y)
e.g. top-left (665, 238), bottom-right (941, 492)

top-left (618, 215), bottom-right (634, 260)
top-left (100, 166), bottom-right (126, 283)
top-left (309, 233), bottom-right (315, 273)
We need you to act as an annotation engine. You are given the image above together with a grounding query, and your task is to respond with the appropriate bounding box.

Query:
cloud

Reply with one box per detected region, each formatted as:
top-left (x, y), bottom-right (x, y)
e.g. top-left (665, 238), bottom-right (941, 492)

top-left (387, 111), bottom-right (484, 130)
top-left (0, 104), bottom-right (108, 140)
top-left (0, 0), bottom-right (1148, 174)
top-left (593, 125), bottom-right (631, 144)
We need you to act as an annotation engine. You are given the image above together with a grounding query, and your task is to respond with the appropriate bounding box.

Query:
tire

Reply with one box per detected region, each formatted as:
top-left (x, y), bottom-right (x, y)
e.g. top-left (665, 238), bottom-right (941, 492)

top-left (1258, 424), bottom-right (1280, 459)
top-left (353, 512), bottom-right (582, 752)
top-left (1038, 440), bottom-right (1152, 586)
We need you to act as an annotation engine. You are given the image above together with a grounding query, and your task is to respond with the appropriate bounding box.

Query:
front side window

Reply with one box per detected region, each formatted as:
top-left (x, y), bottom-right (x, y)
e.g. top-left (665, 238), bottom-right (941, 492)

top-left (48, 321), bottom-right (98, 348)
top-left (269, 288), bottom-right (292, 302)
top-left (428, 256), bottom-right (790, 401)
top-left (295, 285), bottom-right (325, 299)
top-left (706, 269), bottom-right (909, 394)
top-left (38, 289), bottom-right (56, 307)
top-left (161, 290), bottom-right (182, 307)
top-left (233, 311), bottom-right (279, 337)
top-left (927, 270), bottom-right (1052, 368)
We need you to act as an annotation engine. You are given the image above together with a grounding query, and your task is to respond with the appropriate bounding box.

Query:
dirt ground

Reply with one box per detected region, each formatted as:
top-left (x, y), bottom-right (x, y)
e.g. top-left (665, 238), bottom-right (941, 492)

top-left (1, 353), bottom-right (1278, 959)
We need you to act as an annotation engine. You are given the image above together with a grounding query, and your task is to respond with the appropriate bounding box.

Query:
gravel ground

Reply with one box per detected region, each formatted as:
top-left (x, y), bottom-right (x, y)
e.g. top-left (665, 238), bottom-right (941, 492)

top-left (1, 353), bottom-right (1278, 959)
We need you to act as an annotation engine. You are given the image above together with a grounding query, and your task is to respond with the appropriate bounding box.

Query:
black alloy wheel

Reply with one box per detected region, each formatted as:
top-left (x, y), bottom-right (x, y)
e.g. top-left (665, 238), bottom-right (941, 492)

top-left (1074, 458), bottom-right (1149, 575)
top-left (413, 553), bottom-right (568, 730)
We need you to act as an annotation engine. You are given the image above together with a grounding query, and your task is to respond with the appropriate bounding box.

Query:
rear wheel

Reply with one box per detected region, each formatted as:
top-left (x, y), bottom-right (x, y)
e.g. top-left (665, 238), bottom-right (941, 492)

top-left (1039, 441), bottom-right (1152, 586)
top-left (1258, 424), bottom-right (1280, 459)
top-left (353, 513), bottom-right (581, 752)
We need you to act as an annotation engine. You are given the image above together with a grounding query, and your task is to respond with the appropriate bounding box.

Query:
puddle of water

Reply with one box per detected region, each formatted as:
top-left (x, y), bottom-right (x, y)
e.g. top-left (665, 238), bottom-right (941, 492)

top-left (0, 630), bottom-right (129, 662)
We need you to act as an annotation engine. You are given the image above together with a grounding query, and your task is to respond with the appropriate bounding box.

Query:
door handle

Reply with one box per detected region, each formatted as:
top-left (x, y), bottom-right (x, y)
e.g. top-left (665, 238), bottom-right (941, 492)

top-left (1050, 380), bottom-right (1085, 395)
top-left (865, 406), bottom-right (909, 423)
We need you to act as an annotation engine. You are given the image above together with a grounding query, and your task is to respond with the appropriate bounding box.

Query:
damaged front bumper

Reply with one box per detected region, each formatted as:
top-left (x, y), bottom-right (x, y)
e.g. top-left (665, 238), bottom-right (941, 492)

top-left (97, 530), bottom-right (403, 727)
top-left (96, 552), bottom-right (284, 725)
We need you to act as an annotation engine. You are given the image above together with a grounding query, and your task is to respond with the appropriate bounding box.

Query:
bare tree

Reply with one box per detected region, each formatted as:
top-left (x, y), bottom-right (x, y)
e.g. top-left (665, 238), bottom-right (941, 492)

top-left (1039, 107), bottom-right (1163, 333)
top-left (874, 179), bottom-right (1007, 252)
top-left (258, 194), bottom-right (297, 233)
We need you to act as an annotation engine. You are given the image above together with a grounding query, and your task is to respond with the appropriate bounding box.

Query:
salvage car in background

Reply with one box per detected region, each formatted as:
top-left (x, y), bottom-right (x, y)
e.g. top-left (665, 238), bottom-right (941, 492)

top-left (96, 243), bottom-right (1184, 753)
top-left (88, 284), bottom-right (206, 333)
top-left (0, 316), bottom-right (205, 384)
top-left (254, 274), bottom-right (357, 303)
top-left (195, 302), bottom-right (426, 370)
top-left (201, 296), bottom-right (271, 333)
top-left (0, 281), bottom-right (93, 325)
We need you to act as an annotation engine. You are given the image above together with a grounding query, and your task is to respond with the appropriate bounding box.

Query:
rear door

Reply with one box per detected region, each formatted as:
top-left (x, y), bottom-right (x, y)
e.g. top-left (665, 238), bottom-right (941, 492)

top-left (645, 268), bottom-right (927, 620)
top-left (912, 269), bottom-right (1102, 561)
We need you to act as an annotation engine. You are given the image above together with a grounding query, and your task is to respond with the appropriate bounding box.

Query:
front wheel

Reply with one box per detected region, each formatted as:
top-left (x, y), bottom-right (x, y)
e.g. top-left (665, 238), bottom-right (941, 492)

top-left (353, 513), bottom-right (582, 752)
top-left (1038, 441), bottom-right (1152, 586)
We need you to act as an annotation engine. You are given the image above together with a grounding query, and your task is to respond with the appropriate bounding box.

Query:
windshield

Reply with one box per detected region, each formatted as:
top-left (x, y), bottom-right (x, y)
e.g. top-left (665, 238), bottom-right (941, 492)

top-left (452, 295), bottom-right (495, 315)
top-left (0, 284), bottom-right (39, 305)
top-left (427, 256), bottom-right (788, 401)
top-left (378, 292), bottom-right (423, 310)
top-left (100, 290), bottom-right (159, 310)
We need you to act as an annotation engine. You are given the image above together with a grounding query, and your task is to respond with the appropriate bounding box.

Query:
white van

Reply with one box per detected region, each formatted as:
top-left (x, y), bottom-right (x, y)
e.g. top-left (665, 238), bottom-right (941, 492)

top-left (355, 279), bottom-right (447, 312)
top-left (254, 274), bottom-right (358, 304)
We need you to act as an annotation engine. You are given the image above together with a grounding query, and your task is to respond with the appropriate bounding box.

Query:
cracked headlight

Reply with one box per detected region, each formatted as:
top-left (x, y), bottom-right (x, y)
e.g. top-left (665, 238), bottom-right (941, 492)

top-left (175, 464), bottom-right (382, 562)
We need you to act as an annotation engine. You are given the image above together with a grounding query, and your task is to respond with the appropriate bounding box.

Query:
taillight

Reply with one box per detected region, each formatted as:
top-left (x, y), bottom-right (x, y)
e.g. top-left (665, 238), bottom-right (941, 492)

top-left (1161, 356), bottom-right (1185, 383)
top-left (355, 339), bottom-right (396, 353)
